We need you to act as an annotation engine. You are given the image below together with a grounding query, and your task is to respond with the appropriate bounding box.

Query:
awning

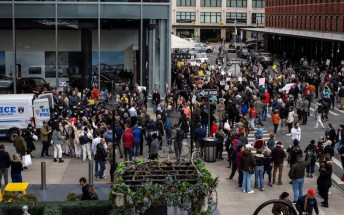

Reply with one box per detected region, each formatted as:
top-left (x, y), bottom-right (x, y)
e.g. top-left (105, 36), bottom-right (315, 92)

top-left (243, 27), bottom-right (344, 42)
top-left (171, 34), bottom-right (196, 49)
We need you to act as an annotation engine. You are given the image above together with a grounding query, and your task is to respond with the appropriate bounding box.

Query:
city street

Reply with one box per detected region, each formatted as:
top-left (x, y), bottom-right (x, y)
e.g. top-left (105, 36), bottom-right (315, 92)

top-left (1, 101), bottom-right (344, 214)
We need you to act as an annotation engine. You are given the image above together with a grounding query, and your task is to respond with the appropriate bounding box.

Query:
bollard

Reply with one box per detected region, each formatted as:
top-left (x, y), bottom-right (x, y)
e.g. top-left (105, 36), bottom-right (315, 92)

top-left (89, 160), bottom-right (94, 186)
top-left (41, 162), bottom-right (46, 190)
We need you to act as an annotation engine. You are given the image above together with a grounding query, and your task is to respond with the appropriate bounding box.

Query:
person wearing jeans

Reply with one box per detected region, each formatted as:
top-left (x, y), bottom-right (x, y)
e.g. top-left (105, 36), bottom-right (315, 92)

top-left (10, 153), bottom-right (23, 182)
top-left (132, 125), bottom-right (141, 158)
top-left (122, 123), bottom-right (134, 161)
top-left (94, 138), bottom-right (108, 180)
top-left (288, 154), bottom-right (310, 202)
top-left (254, 152), bottom-right (265, 191)
top-left (240, 146), bottom-right (256, 193)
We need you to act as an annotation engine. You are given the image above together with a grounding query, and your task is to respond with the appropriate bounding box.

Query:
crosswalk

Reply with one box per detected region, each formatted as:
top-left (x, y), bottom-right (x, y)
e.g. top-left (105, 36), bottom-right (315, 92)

top-left (309, 106), bottom-right (344, 116)
top-left (221, 129), bottom-right (270, 156)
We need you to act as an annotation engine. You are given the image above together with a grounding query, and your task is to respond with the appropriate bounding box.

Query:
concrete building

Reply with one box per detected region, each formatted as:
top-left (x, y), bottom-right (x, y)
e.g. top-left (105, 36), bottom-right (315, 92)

top-left (245, 0), bottom-right (344, 66)
top-left (172, 0), bottom-right (265, 42)
top-left (0, 0), bottom-right (171, 96)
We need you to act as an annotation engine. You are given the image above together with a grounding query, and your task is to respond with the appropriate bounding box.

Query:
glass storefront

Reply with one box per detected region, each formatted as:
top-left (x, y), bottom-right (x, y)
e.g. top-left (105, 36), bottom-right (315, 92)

top-left (0, 1), bottom-right (171, 95)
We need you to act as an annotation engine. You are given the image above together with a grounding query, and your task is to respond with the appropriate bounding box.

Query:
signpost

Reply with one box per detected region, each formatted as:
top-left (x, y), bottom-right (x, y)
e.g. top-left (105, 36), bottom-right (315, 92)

top-left (198, 89), bottom-right (218, 136)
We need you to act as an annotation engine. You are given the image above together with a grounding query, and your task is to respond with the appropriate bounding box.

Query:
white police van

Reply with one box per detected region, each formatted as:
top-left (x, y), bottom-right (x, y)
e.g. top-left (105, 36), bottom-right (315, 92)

top-left (0, 94), bottom-right (50, 141)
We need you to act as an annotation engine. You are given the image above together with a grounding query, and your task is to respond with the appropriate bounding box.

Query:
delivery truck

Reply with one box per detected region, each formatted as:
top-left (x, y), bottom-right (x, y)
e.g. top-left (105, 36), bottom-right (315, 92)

top-left (0, 94), bottom-right (50, 141)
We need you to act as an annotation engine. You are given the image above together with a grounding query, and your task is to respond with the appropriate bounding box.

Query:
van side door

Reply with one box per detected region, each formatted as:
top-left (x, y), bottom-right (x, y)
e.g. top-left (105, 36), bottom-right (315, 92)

top-left (33, 98), bottom-right (50, 129)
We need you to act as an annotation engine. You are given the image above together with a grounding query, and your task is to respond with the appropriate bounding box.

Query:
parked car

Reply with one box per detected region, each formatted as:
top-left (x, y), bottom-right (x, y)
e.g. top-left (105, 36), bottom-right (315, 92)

top-left (184, 38), bottom-right (199, 44)
top-left (237, 47), bottom-right (250, 58)
top-left (194, 53), bottom-right (209, 63)
top-left (194, 43), bottom-right (213, 53)
top-left (17, 77), bottom-right (52, 94)
top-left (257, 52), bottom-right (273, 65)
top-left (0, 74), bottom-right (14, 91)
top-left (228, 43), bottom-right (237, 53)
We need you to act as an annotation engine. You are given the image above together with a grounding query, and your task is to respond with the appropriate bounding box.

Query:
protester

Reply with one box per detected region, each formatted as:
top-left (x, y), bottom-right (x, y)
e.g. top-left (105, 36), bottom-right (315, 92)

top-left (295, 189), bottom-right (319, 215)
top-left (94, 138), bottom-right (108, 180)
top-left (52, 127), bottom-right (65, 163)
top-left (0, 144), bottom-right (11, 189)
top-left (272, 141), bottom-right (286, 185)
top-left (40, 121), bottom-right (52, 157)
top-left (10, 153), bottom-right (23, 182)
top-left (288, 154), bottom-right (311, 203)
top-left (240, 144), bottom-right (256, 193)
top-left (272, 192), bottom-right (294, 215)
top-left (79, 177), bottom-right (97, 200)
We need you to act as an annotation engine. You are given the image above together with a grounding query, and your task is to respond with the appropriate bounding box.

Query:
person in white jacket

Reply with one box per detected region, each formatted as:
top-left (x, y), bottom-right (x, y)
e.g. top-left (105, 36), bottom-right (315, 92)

top-left (80, 127), bottom-right (92, 162)
top-left (290, 122), bottom-right (301, 142)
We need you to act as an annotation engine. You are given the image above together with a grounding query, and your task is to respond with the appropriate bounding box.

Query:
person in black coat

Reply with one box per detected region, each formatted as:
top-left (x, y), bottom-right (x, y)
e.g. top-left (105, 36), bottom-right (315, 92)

top-left (317, 157), bottom-right (333, 208)
top-left (79, 177), bottom-right (97, 200)
top-left (0, 144), bottom-right (11, 188)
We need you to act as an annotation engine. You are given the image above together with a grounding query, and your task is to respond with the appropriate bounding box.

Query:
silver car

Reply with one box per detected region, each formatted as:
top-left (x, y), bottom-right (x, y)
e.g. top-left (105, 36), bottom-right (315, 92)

top-left (258, 52), bottom-right (273, 65)
top-left (0, 74), bottom-right (13, 91)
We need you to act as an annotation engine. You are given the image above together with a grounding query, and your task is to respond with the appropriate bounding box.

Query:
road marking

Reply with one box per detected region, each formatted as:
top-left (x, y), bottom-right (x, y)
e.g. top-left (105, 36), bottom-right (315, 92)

top-left (333, 156), bottom-right (343, 170)
top-left (310, 107), bottom-right (339, 116)
top-left (334, 107), bottom-right (344, 114)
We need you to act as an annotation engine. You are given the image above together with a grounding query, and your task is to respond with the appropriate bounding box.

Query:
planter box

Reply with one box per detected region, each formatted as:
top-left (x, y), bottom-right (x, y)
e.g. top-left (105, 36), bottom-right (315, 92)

top-left (142, 205), bottom-right (167, 215)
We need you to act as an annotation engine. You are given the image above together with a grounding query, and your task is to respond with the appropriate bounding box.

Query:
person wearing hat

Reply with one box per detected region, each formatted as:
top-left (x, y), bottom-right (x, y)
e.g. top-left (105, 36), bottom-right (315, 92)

top-left (288, 154), bottom-right (311, 203)
top-left (40, 121), bottom-right (52, 157)
top-left (271, 141), bottom-right (286, 185)
top-left (295, 188), bottom-right (319, 215)
top-left (272, 192), bottom-right (293, 215)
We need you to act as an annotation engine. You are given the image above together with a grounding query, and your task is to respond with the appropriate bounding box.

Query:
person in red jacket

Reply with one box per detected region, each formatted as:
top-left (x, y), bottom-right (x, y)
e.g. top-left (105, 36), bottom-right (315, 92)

top-left (210, 120), bottom-right (219, 137)
top-left (122, 123), bottom-right (134, 161)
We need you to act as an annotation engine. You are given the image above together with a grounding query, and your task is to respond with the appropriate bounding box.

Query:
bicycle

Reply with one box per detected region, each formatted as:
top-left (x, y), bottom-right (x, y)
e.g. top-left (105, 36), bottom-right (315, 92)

top-left (158, 139), bottom-right (190, 158)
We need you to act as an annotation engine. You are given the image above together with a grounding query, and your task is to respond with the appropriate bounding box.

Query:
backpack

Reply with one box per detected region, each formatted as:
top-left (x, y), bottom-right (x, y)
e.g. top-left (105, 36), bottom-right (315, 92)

top-left (64, 128), bottom-right (70, 140)
top-left (175, 129), bottom-right (184, 142)
top-left (164, 118), bottom-right (171, 130)
top-left (309, 147), bottom-right (317, 161)
top-left (79, 132), bottom-right (89, 145)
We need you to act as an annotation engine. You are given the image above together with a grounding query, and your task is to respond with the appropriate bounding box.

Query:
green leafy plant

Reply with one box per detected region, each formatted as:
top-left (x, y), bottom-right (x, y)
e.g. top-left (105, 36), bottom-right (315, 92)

top-left (109, 160), bottom-right (218, 215)
top-left (2, 193), bottom-right (38, 203)
top-left (66, 193), bottom-right (82, 201)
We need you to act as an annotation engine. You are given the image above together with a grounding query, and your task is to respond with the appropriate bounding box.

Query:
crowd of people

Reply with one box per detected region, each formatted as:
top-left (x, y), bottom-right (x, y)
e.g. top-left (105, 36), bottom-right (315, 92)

top-left (0, 43), bottom-right (344, 213)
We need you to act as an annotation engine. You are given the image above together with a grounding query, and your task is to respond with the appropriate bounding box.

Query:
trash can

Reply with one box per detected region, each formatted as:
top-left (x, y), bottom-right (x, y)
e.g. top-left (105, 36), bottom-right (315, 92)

top-left (203, 137), bottom-right (218, 163)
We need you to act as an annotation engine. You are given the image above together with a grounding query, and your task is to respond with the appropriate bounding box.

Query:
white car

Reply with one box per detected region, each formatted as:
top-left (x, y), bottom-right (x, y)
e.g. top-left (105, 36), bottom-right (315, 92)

top-left (194, 53), bottom-right (209, 63)
top-left (194, 43), bottom-right (213, 53)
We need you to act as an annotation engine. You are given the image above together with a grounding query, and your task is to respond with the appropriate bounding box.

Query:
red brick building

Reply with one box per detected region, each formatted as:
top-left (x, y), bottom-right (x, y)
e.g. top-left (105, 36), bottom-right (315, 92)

top-left (246, 0), bottom-right (344, 66)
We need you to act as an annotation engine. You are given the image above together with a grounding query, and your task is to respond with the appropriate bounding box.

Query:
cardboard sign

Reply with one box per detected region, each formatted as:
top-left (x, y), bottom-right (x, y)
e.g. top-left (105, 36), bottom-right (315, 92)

top-left (326, 59), bottom-right (330, 66)
top-left (220, 80), bottom-right (226, 85)
top-left (259, 78), bottom-right (265, 86)
top-left (238, 77), bottom-right (242, 82)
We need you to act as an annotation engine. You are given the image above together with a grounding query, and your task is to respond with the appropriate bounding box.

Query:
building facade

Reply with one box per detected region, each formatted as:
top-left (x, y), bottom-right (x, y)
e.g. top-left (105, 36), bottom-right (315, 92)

top-left (0, 0), bottom-right (171, 96)
top-left (248, 0), bottom-right (344, 66)
top-left (172, 0), bottom-right (265, 42)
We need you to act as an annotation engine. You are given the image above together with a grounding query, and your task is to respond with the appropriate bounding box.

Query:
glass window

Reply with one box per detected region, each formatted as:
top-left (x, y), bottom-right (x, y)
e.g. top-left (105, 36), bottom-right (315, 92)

top-left (176, 12), bottom-right (196, 23)
top-left (200, 12), bottom-right (221, 23)
top-left (226, 12), bottom-right (247, 23)
top-left (201, 0), bottom-right (221, 7)
top-left (252, 13), bottom-right (265, 24)
top-left (252, 0), bottom-right (265, 7)
top-left (177, 0), bottom-right (196, 6)
top-left (226, 0), bottom-right (247, 7)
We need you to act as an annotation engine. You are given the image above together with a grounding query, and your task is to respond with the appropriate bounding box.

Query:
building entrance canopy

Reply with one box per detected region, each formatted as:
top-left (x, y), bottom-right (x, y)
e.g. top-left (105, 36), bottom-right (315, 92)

top-left (243, 27), bottom-right (344, 42)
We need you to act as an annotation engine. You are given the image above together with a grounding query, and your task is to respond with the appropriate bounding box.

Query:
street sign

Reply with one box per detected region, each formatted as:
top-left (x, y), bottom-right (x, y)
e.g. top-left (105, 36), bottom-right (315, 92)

top-left (171, 53), bottom-right (192, 60)
top-left (198, 89), bottom-right (218, 97)
top-left (229, 60), bottom-right (241, 64)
